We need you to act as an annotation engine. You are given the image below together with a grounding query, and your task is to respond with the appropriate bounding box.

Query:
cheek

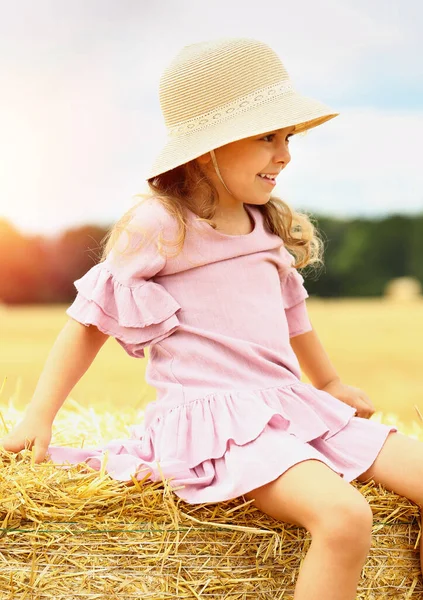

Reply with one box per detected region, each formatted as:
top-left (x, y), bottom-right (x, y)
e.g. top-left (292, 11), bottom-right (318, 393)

top-left (221, 153), bottom-right (253, 180)
top-left (217, 143), bottom-right (268, 183)
top-left (233, 163), bottom-right (259, 185)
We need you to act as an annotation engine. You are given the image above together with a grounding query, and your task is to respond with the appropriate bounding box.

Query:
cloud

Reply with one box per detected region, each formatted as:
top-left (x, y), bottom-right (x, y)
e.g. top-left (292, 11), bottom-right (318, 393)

top-left (0, 0), bottom-right (421, 233)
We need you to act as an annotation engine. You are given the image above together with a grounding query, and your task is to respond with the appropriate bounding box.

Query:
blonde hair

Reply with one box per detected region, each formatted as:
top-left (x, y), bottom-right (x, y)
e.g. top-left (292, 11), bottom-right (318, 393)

top-left (100, 159), bottom-right (324, 270)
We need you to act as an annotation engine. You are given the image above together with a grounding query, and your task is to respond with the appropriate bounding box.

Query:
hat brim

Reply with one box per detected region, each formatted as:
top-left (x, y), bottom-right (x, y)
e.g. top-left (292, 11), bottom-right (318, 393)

top-left (146, 90), bottom-right (338, 180)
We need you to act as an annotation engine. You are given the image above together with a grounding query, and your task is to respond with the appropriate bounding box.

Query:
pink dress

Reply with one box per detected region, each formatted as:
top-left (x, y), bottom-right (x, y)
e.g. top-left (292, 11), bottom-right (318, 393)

top-left (47, 199), bottom-right (397, 504)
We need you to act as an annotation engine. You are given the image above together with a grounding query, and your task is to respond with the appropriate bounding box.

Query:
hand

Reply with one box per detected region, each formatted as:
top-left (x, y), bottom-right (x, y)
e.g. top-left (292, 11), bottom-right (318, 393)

top-left (320, 379), bottom-right (376, 419)
top-left (0, 414), bottom-right (52, 463)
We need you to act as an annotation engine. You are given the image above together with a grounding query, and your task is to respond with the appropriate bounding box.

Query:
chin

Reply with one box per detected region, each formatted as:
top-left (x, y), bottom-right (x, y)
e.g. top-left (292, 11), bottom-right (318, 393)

top-left (249, 198), bottom-right (271, 206)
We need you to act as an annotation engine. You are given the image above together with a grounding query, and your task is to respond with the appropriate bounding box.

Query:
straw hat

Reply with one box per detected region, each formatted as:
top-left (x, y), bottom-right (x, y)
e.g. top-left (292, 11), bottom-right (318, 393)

top-left (146, 37), bottom-right (338, 181)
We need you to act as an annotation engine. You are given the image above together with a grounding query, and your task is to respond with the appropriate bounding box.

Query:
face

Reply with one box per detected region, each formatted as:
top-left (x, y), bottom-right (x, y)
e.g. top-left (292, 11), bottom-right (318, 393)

top-left (196, 126), bottom-right (294, 208)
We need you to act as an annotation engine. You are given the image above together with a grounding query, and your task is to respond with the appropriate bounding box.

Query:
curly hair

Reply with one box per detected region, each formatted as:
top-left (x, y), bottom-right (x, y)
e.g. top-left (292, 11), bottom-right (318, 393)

top-left (99, 159), bottom-right (324, 270)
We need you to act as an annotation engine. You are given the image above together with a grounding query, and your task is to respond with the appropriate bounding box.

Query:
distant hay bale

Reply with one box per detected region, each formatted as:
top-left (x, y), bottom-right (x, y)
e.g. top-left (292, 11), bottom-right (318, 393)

top-left (1, 402), bottom-right (423, 599)
top-left (384, 277), bottom-right (422, 301)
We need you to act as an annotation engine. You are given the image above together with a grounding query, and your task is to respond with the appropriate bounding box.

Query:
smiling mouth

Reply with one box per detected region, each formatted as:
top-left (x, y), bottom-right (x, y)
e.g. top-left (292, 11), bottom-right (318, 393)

top-left (258, 173), bottom-right (277, 180)
top-left (257, 175), bottom-right (277, 186)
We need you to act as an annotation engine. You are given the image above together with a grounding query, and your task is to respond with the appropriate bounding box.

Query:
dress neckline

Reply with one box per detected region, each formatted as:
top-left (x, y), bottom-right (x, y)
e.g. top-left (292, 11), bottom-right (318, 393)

top-left (187, 204), bottom-right (258, 239)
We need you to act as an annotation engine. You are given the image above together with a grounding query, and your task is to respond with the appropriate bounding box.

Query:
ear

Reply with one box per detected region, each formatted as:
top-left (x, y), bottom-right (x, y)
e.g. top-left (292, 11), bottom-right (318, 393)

top-left (196, 152), bottom-right (212, 165)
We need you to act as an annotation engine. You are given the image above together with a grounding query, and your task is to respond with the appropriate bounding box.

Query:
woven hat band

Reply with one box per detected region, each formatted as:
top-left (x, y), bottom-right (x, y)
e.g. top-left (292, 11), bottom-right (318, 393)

top-left (168, 80), bottom-right (294, 137)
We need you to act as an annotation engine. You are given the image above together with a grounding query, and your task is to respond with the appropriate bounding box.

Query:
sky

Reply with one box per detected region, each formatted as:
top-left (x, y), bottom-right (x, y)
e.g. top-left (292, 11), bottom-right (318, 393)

top-left (0, 0), bottom-right (422, 236)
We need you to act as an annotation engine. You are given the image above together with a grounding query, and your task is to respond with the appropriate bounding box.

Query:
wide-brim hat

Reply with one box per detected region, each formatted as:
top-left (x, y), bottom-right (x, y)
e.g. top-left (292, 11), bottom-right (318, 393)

top-left (146, 38), bottom-right (338, 181)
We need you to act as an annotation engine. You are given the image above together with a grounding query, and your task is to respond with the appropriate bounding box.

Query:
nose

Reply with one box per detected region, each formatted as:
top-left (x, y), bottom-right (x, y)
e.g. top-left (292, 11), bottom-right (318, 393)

top-left (273, 140), bottom-right (291, 168)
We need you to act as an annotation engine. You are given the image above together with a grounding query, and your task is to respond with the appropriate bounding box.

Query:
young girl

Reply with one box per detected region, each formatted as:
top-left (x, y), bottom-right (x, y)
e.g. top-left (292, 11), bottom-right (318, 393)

top-left (2, 37), bottom-right (423, 600)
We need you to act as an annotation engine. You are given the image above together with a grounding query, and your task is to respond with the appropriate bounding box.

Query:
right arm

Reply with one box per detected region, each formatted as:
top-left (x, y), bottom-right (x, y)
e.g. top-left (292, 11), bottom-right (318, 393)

top-left (0, 318), bottom-right (109, 462)
top-left (1, 200), bottom-right (182, 463)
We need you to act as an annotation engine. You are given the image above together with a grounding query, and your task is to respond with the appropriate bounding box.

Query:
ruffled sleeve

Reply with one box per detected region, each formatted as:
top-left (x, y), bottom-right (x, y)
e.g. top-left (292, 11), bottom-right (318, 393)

top-left (66, 199), bottom-right (181, 358)
top-left (278, 246), bottom-right (312, 338)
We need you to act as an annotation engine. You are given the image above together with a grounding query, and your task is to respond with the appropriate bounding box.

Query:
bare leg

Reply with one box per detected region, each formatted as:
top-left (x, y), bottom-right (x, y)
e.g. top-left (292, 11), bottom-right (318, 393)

top-left (356, 433), bottom-right (423, 581)
top-left (293, 532), bottom-right (370, 600)
top-left (243, 459), bottom-right (373, 600)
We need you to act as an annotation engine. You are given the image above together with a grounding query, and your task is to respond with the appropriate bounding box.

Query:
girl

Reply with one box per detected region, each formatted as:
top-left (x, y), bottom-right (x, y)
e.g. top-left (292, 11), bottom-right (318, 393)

top-left (2, 38), bottom-right (423, 600)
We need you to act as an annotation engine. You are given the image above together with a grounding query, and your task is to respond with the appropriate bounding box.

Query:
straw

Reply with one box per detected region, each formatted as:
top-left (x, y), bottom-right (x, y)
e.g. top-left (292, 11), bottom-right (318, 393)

top-left (0, 399), bottom-right (422, 599)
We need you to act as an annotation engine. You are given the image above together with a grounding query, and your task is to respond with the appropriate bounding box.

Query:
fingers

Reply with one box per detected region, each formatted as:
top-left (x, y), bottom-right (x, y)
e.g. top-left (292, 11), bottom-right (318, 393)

top-left (33, 439), bottom-right (49, 463)
top-left (0, 435), bottom-right (47, 460)
top-left (0, 435), bottom-right (28, 453)
top-left (360, 395), bottom-right (376, 418)
top-left (349, 389), bottom-right (375, 419)
top-left (356, 398), bottom-right (375, 419)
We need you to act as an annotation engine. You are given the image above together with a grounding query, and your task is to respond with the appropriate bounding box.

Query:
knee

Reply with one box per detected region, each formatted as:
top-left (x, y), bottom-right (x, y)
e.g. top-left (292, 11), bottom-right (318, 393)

top-left (315, 499), bottom-right (373, 552)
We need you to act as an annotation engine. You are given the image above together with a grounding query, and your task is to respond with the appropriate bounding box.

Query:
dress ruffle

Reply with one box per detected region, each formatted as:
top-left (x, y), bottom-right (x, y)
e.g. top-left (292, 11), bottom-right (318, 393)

top-left (137, 382), bottom-right (357, 467)
top-left (47, 382), bottom-right (365, 503)
top-left (66, 263), bottom-right (181, 358)
top-left (280, 268), bottom-right (309, 309)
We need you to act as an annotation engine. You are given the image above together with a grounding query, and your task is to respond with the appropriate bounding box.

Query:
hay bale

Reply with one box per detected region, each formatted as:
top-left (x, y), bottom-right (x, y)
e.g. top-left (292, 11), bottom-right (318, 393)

top-left (384, 277), bottom-right (422, 302)
top-left (1, 402), bottom-right (422, 599)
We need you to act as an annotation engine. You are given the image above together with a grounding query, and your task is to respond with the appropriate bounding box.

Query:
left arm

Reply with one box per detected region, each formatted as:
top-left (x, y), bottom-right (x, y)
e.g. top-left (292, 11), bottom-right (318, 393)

top-left (289, 327), bottom-right (339, 390)
top-left (278, 257), bottom-right (374, 419)
top-left (290, 326), bottom-right (376, 419)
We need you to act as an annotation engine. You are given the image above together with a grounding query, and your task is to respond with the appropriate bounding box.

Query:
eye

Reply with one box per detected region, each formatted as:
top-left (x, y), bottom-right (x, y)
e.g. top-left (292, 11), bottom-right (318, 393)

top-left (261, 133), bottom-right (294, 143)
top-left (261, 134), bottom-right (275, 142)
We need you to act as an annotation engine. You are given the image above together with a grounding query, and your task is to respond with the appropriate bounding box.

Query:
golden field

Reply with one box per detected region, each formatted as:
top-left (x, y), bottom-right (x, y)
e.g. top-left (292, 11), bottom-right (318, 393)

top-left (1, 299), bottom-right (422, 431)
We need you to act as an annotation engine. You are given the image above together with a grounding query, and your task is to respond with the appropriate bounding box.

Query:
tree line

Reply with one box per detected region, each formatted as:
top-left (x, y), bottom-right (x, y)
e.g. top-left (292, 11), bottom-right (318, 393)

top-left (304, 214), bottom-right (423, 297)
top-left (0, 213), bottom-right (422, 304)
